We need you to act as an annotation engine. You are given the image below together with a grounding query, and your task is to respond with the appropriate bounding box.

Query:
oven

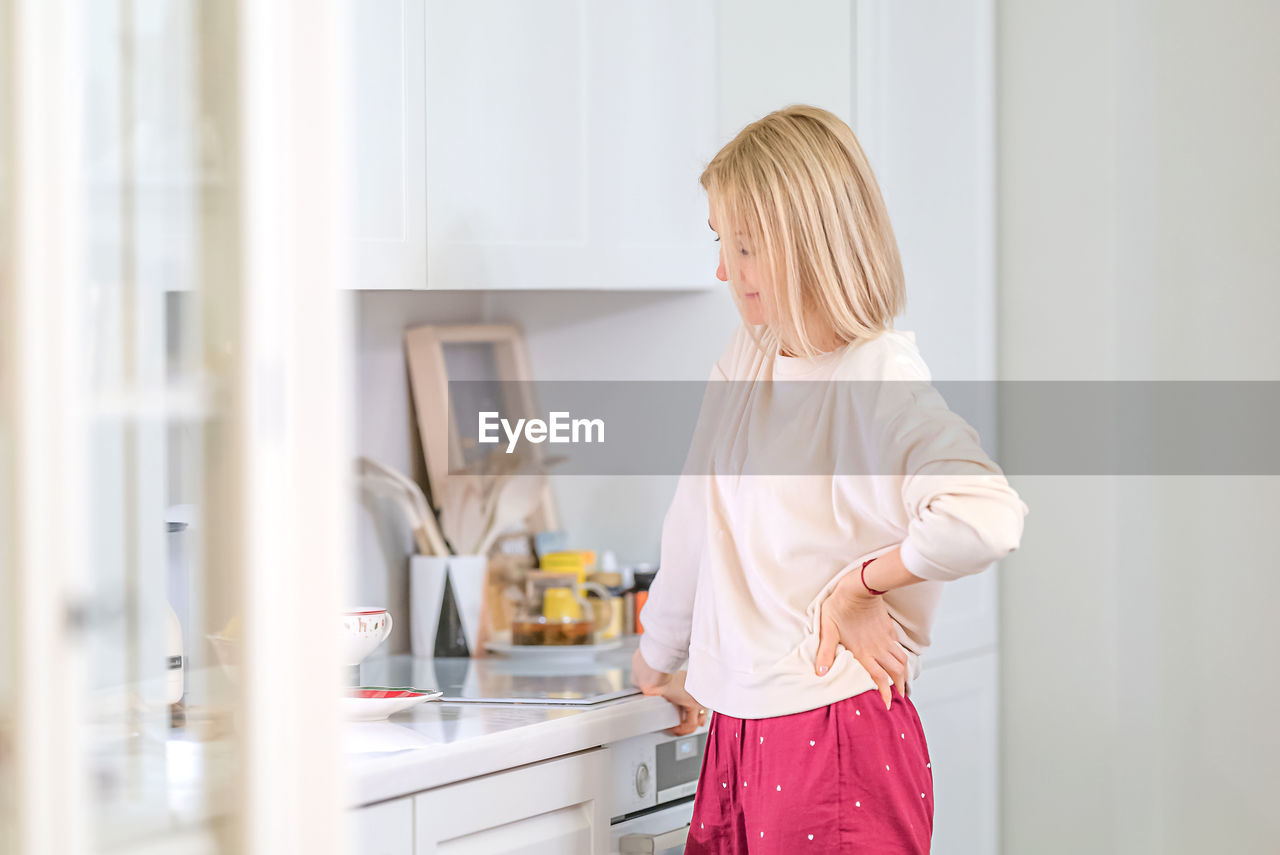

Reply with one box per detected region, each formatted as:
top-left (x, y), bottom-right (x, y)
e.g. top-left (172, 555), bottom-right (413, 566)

top-left (607, 726), bottom-right (707, 855)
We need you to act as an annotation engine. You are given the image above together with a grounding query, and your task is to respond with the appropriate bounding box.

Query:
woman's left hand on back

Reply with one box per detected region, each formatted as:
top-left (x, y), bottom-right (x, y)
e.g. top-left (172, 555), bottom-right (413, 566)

top-left (815, 575), bottom-right (910, 711)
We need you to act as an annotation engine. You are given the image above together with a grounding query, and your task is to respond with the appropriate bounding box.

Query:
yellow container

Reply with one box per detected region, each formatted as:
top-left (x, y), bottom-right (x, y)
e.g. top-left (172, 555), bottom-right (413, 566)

top-left (542, 587), bottom-right (583, 621)
top-left (540, 551), bottom-right (587, 584)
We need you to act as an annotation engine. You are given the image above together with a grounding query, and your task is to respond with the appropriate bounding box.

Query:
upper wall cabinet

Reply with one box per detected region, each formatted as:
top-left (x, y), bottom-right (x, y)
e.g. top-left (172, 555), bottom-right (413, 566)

top-left (348, 0), bottom-right (720, 290)
top-left (350, 0), bottom-right (428, 290)
top-left (716, 0), bottom-right (854, 144)
top-left (426, 0), bottom-right (718, 291)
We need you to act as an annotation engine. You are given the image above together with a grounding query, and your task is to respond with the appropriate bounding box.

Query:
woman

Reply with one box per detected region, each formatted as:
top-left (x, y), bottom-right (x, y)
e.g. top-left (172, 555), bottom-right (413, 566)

top-left (630, 105), bottom-right (1029, 853)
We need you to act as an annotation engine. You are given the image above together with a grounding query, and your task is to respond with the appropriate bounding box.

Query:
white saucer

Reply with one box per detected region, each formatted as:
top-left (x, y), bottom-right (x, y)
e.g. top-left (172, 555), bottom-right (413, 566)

top-left (484, 634), bottom-right (622, 663)
top-left (342, 687), bottom-right (443, 721)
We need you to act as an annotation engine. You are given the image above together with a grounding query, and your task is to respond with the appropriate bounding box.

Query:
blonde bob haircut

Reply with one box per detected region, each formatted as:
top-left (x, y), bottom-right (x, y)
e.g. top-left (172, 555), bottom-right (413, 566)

top-left (700, 104), bottom-right (905, 359)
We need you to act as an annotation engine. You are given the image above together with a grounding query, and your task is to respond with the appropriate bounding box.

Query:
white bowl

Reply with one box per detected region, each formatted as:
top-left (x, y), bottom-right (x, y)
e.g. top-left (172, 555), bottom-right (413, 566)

top-left (341, 607), bottom-right (393, 666)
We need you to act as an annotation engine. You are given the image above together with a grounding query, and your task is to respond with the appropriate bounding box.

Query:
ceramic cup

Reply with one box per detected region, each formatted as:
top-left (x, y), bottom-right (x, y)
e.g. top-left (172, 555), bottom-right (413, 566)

top-left (340, 607), bottom-right (394, 666)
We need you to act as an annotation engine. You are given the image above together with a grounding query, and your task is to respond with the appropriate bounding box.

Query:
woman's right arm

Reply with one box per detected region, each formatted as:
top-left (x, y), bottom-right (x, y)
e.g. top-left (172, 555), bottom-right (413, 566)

top-left (632, 473), bottom-right (711, 736)
top-left (635, 471), bottom-right (706, 679)
top-left (631, 329), bottom-right (742, 721)
top-left (633, 328), bottom-right (738, 681)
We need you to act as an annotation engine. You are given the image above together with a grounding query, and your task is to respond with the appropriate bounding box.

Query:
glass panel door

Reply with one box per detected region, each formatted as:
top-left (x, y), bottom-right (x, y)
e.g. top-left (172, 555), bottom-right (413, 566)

top-left (81, 1), bottom-right (231, 847)
top-left (2, 1), bottom-right (353, 851)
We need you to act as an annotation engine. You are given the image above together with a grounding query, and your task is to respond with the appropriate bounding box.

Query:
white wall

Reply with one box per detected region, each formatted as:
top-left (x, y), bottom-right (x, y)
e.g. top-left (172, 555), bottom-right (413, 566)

top-left (351, 289), bottom-right (481, 641)
top-left (997, 1), bottom-right (1280, 852)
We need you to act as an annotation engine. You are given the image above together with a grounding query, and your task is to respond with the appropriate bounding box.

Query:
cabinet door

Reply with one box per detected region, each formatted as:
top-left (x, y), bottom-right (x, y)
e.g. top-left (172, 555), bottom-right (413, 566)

top-left (925, 569), bottom-right (998, 661)
top-left (349, 0), bottom-right (428, 289)
top-left (717, 0), bottom-right (855, 136)
top-left (910, 652), bottom-right (998, 855)
top-left (349, 797), bottom-right (415, 855)
top-left (853, 0), bottom-right (999, 662)
top-left (423, 1), bottom-right (718, 290)
top-left (6, 1), bottom-right (352, 850)
top-left (414, 749), bottom-right (610, 854)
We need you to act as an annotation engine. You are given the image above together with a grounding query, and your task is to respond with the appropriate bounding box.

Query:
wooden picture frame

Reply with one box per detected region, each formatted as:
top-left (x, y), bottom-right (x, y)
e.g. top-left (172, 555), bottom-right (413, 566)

top-left (404, 323), bottom-right (559, 545)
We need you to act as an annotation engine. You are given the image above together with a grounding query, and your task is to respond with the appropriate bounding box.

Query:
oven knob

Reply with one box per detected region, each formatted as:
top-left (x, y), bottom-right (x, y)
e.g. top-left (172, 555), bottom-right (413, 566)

top-left (635, 762), bottom-right (651, 797)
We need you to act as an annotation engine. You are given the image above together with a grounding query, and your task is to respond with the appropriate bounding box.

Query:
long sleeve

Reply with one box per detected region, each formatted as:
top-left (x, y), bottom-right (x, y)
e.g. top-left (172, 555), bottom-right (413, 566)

top-left (652, 328), bottom-right (1027, 717)
top-left (889, 383), bottom-right (1029, 582)
top-left (637, 350), bottom-right (734, 674)
top-left (638, 471), bottom-right (707, 673)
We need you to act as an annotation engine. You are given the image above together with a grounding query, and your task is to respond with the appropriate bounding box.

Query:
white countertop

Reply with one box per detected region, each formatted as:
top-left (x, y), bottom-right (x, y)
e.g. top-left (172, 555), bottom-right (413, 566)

top-left (344, 691), bottom-right (678, 806)
top-left (345, 637), bottom-right (680, 805)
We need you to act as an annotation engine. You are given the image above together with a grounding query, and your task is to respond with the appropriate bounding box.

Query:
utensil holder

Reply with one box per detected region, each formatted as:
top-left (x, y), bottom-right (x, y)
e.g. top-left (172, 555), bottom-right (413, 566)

top-left (410, 554), bottom-right (488, 657)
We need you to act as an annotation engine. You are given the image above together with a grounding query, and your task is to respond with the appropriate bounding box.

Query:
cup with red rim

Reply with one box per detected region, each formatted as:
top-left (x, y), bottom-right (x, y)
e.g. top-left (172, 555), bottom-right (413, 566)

top-left (340, 606), bottom-right (394, 666)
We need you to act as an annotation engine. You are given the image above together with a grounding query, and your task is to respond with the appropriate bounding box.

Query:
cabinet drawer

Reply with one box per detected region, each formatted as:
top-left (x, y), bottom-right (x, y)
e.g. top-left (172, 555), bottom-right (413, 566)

top-left (414, 748), bottom-right (611, 854)
top-left (349, 796), bottom-right (415, 855)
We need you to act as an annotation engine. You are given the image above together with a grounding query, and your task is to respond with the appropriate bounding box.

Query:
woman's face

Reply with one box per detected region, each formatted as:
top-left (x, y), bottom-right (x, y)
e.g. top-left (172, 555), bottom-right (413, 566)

top-left (709, 206), bottom-right (767, 325)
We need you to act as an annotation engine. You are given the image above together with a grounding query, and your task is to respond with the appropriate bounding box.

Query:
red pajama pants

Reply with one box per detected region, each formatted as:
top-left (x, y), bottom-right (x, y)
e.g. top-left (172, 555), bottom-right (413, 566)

top-left (685, 687), bottom-right (934, 854)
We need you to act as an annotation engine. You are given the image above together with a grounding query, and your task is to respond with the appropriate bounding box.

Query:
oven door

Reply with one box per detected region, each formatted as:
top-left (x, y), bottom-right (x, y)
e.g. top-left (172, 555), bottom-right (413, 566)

top-left (610, 797), bottom-right (693, 855)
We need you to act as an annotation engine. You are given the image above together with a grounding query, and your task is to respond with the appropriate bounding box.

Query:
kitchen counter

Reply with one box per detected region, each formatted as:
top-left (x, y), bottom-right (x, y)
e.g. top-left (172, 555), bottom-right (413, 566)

top-left (344, 691), bottom-right (678, 806)
top-left (346, 638), bottom-right (680, 805)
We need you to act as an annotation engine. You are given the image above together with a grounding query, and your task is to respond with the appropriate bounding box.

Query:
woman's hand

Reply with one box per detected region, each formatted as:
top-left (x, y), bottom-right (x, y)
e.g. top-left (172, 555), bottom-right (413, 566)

top-left (815, 570), bottom-right (910, 711)
top-left (654, 671), bottom-right (708, 736)
top-left (631, 649), bottom-right (707, 735)
top-left (631, 647), bottom-right (672, 694)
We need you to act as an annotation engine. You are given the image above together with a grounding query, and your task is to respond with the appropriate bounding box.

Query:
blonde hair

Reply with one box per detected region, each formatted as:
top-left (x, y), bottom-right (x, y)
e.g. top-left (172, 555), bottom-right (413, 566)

top-left (700, 105), bottom-right (905, 359)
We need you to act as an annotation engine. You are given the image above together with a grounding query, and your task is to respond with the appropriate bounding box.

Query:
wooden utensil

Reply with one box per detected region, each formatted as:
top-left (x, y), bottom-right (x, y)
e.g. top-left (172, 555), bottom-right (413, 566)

top-left (356, 457), bottom-right (449, 556)
top-left (476, 473), bottom-right (550, 556)
top-left (357, 470), bottom-right (448, 557)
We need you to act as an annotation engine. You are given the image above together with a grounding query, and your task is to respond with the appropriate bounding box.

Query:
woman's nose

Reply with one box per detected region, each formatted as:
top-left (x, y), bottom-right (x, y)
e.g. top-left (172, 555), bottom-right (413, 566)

top-left (716, 255), bottom-right (728, 282)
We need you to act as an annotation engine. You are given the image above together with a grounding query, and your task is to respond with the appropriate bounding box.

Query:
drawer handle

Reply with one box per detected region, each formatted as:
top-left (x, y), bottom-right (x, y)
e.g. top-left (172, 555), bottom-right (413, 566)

top-left (619, 825), bottom-right (690, 855)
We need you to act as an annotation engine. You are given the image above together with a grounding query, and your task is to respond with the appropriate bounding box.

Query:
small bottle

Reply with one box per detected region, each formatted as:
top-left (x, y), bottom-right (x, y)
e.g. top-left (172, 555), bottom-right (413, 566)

top-left (623, 591), bottom-right (636, 636)
top-left (631, 566), bottom-right (657, 635)
top-left (165, 600), bottom-right (184, 705)
top-left (621, 564), bottom-right (637, 635)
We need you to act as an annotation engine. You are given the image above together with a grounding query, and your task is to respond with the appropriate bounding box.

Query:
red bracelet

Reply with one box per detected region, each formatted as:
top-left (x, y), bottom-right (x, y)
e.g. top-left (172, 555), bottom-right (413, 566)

top-left (860, 559), bottom-right (887, 596)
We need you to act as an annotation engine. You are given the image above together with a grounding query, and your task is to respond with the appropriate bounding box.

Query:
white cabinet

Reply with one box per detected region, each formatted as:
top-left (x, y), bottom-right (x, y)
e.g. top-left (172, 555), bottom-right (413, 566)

top-left (925, 567), bottom-right (999, 661)
top-left (349, 796), bottom-right (416, 855)
top-left (345, 1), bottom-right (873, 291)
top-left (413, 749), bottom-right (611, 854)
top-left (717, 0), bottom-right (856, 137)
top-left (910, 652), bottom-right (999, 855)
top-left (349, 0), bottom-right (428, 290)
top-left (348, 1), bottom-right (719, 291)
top-left (423, 0), bottom-right (718, 291)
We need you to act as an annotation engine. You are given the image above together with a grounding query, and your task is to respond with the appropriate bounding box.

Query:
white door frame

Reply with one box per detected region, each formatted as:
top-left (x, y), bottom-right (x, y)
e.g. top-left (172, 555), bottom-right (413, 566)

top-left (1, 0), bottom-right (354, 851)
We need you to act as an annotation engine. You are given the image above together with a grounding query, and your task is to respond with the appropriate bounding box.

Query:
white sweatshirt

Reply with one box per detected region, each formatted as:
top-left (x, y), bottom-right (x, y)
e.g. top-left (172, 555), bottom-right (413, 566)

top-left (638, 324), bottom-right (1029, 719)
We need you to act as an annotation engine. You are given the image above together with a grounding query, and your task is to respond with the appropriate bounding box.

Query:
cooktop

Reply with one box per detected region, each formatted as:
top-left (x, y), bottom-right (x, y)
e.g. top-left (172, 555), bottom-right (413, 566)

top-left (358, 644), bottom-right (643, 706)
